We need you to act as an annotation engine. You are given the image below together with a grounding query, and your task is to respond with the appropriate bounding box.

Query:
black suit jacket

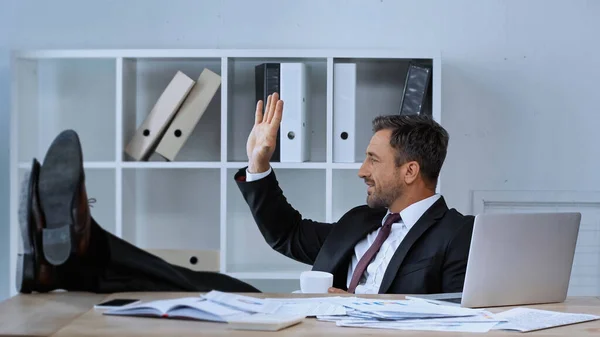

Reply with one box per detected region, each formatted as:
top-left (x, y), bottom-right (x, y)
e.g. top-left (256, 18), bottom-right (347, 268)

top-left (235, 168), bottom-right (474, 294)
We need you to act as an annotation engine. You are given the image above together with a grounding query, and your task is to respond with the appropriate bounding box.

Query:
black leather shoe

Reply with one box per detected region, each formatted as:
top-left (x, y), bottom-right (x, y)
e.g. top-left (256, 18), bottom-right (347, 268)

top-left (16, 159), bottom-right (59, 293)
top-left (38, 130), bottom-right (91, 265)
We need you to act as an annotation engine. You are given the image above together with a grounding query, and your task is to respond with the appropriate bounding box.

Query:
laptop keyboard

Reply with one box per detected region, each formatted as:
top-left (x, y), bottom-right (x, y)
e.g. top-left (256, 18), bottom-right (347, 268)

top-left (439, 297), bottom-right (462, 304)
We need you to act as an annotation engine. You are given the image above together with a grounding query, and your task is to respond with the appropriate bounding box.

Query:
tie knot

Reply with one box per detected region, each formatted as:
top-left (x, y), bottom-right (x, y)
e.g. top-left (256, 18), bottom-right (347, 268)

top-left (383, 213), bottom-right (401, 227)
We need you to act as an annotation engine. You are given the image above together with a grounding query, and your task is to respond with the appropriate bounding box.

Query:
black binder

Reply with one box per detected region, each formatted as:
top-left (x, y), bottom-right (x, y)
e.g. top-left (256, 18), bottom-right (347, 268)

top-left (255, 63), bottom-right (281, 161)
top-left (399, 62), bottom-right (432, 116)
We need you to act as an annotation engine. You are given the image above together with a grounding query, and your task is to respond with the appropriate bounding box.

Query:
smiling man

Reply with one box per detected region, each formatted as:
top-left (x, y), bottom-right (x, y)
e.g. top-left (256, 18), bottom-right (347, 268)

top-left (235, 93), bottom-right (475, 294)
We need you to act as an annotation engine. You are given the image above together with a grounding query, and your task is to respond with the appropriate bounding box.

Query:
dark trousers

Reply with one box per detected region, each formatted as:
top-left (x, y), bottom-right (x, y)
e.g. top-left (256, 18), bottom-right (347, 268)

top-left (59, 219), bottom-right (260, 293)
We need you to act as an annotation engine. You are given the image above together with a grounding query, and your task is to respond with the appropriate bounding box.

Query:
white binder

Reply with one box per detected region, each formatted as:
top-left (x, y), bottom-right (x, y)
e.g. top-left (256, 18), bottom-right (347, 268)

top-left (333, 63), bottom-right (357, 163)
top-left (124, 71), bottom-right (195, 161)
top-left (155, 68), bottom-right (221, 161)
top-left (279, 63), bottom-right (309, 162)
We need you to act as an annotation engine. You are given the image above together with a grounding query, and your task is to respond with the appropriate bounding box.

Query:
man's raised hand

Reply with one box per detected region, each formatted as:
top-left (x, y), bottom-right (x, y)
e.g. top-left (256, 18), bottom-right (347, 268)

top-left (246, 93), bottom-right (283, 173)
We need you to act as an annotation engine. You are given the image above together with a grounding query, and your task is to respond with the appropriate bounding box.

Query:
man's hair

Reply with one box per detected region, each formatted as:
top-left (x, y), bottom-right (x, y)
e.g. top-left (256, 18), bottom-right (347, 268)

top-left (372, 114), bottom-right (449, 187)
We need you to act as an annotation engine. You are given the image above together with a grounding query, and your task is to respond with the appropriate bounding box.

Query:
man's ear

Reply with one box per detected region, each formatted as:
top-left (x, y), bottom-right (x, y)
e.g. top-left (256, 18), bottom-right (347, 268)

top-left (403, 161), bottom-right (420, 184)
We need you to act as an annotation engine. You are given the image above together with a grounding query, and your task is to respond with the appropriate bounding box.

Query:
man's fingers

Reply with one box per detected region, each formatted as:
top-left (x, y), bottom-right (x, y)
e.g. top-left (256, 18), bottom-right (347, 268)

top-left (255, 100), bottom-right (264, 124)
top-left (263, 94), bottom-right (272, 124)
top-left (328, 287), bottom-right (347, 294)
top-left (270, 100), bottom-right (284, 126)
top-left (267, 93), bottom-right (279, 124)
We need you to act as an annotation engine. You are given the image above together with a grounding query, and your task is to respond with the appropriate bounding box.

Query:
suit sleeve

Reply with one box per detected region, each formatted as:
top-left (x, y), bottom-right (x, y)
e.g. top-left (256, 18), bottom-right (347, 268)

top-left (441, 216), bottom-right (475, 293)
top-left (234, 167), bottom-right (333, 265)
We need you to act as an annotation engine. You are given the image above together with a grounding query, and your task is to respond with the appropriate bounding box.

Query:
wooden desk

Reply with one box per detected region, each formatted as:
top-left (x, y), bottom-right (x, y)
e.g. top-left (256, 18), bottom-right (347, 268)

top-left (1, 292), bottom-right (599, 336)
top-left (0, 291), bottom-right (105, 337)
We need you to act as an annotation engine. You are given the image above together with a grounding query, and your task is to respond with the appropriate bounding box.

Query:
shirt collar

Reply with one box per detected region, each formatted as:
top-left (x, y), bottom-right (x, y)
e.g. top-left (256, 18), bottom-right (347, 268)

top-left (382, 194), bottom-right (441, 231)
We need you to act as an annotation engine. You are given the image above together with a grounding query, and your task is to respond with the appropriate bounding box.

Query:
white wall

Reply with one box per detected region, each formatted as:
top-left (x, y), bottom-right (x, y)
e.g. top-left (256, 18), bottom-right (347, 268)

top-left (1, 0), bottom-right (599, 300)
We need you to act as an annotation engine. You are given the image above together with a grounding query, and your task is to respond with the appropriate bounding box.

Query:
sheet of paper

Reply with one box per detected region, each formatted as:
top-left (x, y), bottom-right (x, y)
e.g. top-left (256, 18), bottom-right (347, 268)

top-left (492, 307), bottom-right (600, 332)
top-left (185, 299), bottom-right (249, 317)
top-left (265, 296), bottom-right (483, 320)
top-left (337, 311), bottom-right (504, 325)
top-left (317, 315), bottom-right (371, 323)
top-left (405, 294), bottom-right (462, 307)
top-left (265, 297), bottom-right (349, 316)
top-left (344, 298), bottom-right (483, 317)
top-left (336, 320), bottom-right (499, 333)
top-left (202, 291), bottom-right (281, 314)
top-left (265, 296), bottom-right (360, 304)
top-left (274, 302), bottom-right (346, 316)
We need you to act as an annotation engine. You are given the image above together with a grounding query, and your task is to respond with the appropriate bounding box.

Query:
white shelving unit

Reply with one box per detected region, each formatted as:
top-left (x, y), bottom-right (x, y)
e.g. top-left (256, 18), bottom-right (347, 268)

top-left (8, 49), bottom-right (441, 296)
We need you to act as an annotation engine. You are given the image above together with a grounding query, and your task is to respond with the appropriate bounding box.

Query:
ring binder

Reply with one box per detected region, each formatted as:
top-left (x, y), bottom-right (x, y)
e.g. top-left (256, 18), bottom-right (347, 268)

top-left (125, 71), bottom-right (195, 161)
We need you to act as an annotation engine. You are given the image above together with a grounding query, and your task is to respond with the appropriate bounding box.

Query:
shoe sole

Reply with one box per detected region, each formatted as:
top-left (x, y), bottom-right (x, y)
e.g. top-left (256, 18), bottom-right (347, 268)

top-left (16, 162), bottom-right (37, 293)
top-left (38, 130), bottom-right (83, 266)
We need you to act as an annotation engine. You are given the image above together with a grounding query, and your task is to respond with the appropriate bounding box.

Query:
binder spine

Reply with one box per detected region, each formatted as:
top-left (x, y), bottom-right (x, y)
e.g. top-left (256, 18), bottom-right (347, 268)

top-left (333, 63), bottom-right (357, 163)
top-left (255, 63), bottom-right (281, 162)
top-left (398, 62), bottom-right (432, 116)
top-left (155, 69), bottom-right (222, 161)
top-left (279, 63), bottom-right (309, 163)
top-left (124, 71), bottom-right (195, 161)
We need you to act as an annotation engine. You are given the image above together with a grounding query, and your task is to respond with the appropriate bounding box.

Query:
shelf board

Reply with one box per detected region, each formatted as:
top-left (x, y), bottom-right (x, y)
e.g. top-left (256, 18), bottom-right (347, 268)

top-left (14, 48), bottom-right (440, 60)
top-left (331, 163), bottom-right (362, 169)
top-left (121, 161), bottom-right (222, 169)
top-left (18, 161), bottom-right (116, 169)
top-left (225, 162), bottom-right (329, 169)
top-left (19, 161), bottom-right (362, 170)
top-left (225, 162), bottom-right (363, 170)
top-left (16, 161), bottom-right (363, 170)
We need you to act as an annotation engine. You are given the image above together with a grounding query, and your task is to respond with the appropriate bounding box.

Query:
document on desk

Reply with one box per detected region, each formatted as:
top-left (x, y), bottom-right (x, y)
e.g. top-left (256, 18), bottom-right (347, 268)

top-left (336, 321), bottom-right (501, 333)
top-left (320, 309), bottom-right (504, 333)
top-left (343, 298), bottom-right (483, 317)
top-left (264, 296), bottom-right (350, 316)
top-left (264, 296), bottom-right (482, 318)
top-left (491, 307), bottom-right (600, 332)
top-left (314, 298), bottom-right (504, 333)
top-left (202, 291), bottom-right (281, 314)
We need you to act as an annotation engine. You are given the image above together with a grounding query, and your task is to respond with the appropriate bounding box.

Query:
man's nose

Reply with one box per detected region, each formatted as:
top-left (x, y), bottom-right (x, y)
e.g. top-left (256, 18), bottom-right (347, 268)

top-left (358, 160), bottom-right (368, 177)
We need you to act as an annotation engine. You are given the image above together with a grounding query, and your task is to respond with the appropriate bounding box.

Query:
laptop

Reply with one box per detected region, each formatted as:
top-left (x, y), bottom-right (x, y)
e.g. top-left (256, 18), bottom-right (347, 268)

top-left (408, 212), bottom-right (581, 308)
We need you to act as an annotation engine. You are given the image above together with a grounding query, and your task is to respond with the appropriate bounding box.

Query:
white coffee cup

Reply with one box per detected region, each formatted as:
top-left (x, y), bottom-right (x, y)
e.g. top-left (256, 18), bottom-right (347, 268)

top-left (300, 271), bottom-right (333, 294)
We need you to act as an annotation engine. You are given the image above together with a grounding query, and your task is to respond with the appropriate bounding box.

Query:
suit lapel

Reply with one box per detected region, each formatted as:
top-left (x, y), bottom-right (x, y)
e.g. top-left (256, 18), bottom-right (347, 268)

top-left (377, 197), bottom-right (449, 293)
top-left (312, 208), bottom-right (386, 288)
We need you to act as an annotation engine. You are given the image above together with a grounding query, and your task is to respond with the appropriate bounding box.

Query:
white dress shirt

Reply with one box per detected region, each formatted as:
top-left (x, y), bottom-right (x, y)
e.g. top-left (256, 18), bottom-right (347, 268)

top-left (244, 167), bottom-right (441, 294)
top-left (245, 167), bottom-right (273, 181)
top-left (347, 194), bottom-right (440, 294)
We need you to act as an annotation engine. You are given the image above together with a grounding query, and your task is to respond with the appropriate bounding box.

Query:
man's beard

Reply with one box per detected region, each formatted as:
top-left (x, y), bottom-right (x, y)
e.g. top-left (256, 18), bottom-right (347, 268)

top-left (366, 183), bottom-right (403, 209)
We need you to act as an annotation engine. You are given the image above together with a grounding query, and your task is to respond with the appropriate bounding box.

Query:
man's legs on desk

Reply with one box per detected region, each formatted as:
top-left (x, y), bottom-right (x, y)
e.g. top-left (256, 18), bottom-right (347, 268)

top-left (16, 129), bottom-right (260, 294)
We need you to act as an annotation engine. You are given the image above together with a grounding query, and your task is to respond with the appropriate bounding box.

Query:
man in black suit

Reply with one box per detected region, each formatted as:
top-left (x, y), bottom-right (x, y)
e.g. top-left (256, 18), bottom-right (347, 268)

top-left (235, 93), bottom-right (474, 295)
top-left (16, 93), bottom-right (472, 296)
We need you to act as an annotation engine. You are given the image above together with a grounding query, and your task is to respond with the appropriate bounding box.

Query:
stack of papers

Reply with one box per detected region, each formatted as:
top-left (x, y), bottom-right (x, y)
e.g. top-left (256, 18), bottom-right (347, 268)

top-left (261, 295), bottom-right (600, 333)
top-left (264, 296), bottom-right (501, 333)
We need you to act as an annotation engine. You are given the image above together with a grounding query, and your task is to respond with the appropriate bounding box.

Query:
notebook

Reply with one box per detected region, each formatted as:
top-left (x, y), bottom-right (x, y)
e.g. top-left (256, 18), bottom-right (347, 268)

top-left (103, 296), bottom-right (250, 322)
top-left (227, 313), bottom-right (306, 331)
top-left (103, 294), bottom-right (306, 331)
